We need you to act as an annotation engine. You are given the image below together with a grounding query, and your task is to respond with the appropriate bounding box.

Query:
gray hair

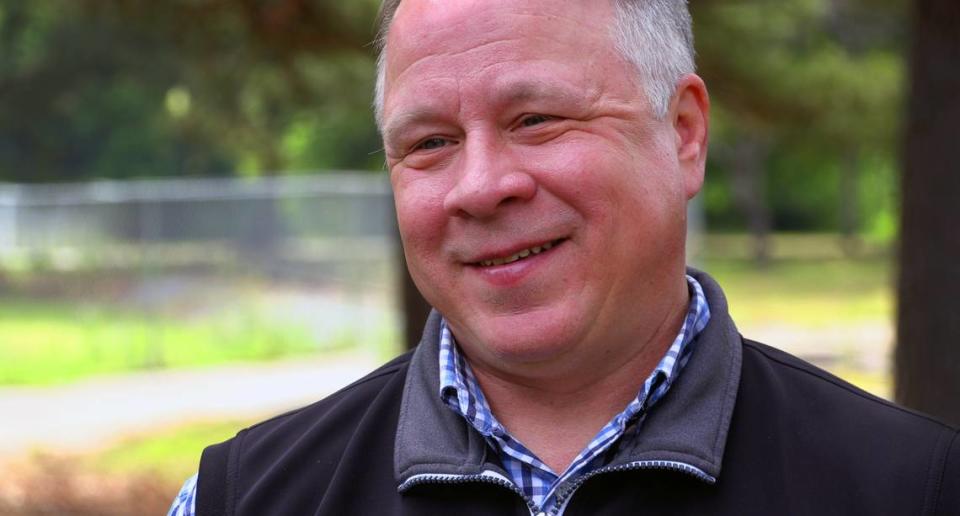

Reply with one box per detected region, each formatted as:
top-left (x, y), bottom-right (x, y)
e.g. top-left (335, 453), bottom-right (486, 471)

top-left (373, 0), bottom-right (695, 127)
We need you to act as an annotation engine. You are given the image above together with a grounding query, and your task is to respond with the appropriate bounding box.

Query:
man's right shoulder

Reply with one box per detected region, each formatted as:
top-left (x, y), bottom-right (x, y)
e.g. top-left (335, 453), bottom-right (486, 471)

top-left (240, 350), bottom-right (415, 438)
top-left (245, 350), bottom-right (414, 446)
top-left (195, 350), bottom-right (415, 515)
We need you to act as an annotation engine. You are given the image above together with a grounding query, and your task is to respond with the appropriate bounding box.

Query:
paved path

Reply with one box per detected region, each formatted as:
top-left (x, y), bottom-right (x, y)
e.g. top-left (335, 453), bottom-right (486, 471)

top-left (0, 321), bottom-right (891, 464)
top-left (0, 354), bottom-right (380, 460)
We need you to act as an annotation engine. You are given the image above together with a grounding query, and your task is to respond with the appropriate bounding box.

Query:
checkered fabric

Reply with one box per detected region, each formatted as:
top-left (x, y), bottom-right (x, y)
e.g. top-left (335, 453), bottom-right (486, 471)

top-left (167, 473), bottom-right (197, 516)
top-left (439, 275), bottom-right (711, 513)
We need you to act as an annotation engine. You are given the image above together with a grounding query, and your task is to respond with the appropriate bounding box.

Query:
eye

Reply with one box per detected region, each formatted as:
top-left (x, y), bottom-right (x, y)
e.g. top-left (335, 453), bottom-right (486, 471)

top-left (416, 137), bottom-right (452, 151)
top-left (519, 114), bottom-right (553, 127)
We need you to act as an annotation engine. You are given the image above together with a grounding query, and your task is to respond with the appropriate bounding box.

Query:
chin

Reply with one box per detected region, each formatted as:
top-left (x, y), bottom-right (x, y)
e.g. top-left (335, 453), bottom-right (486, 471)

top-left (461, 309), bottom-right (586, 366)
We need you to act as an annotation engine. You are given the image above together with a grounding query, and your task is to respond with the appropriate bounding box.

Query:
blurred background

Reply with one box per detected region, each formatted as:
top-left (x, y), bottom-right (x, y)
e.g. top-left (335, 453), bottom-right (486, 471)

top-left (0, 0), bottom-right (956, 514)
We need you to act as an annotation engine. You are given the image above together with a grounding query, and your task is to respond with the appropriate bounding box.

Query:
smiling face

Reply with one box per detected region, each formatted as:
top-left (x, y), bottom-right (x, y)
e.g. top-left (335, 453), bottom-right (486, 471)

top-left (382, 0), bottom-right (707, 378)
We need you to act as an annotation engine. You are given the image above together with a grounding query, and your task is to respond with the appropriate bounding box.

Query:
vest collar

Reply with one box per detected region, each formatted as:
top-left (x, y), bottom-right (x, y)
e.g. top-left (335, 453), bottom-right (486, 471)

top-left (394, 269), bottom-right (742, 487)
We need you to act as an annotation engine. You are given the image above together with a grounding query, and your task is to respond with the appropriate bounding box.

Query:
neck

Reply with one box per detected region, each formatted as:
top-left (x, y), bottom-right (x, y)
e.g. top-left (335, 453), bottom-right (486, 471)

top-left (466, 283), bottom-right (691, 474)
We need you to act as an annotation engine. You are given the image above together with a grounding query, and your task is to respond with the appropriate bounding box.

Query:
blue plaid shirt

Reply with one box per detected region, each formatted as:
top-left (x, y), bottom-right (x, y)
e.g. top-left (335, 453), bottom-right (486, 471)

top-left (438, 275), bottom-right (710, 513)
top-left (168, 472), bottom-right (197, 516)
top-left (167, 276), bottom-right (710, 516)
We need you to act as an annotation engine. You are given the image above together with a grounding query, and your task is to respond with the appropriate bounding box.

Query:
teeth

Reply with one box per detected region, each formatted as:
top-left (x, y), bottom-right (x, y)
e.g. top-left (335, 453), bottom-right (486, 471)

top-left (479, 241), bottom-right (556, 267)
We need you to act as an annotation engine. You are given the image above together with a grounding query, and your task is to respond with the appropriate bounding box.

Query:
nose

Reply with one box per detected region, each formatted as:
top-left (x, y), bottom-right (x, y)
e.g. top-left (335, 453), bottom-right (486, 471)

top-left (442, 139), bottom-right (537, 219)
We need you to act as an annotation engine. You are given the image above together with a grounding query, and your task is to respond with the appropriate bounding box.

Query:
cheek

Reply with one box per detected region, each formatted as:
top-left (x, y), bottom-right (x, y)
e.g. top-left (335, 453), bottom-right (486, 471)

top-left (519, 138), bottom-right (641, 213)
top-left (521, 136), bottom-right (685, 251)
top-left (393, 175), bottom-right (449, 261)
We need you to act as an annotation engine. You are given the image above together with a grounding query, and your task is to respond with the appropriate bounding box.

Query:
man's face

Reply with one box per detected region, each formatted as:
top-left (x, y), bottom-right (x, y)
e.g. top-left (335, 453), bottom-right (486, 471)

top-left (382, 0), bottom-right (704, 374)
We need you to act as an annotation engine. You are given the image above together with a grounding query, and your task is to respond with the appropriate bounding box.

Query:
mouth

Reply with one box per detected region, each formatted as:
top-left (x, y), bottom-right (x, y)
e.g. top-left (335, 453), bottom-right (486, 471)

top-left (472, 239), bottom-right (566, 268)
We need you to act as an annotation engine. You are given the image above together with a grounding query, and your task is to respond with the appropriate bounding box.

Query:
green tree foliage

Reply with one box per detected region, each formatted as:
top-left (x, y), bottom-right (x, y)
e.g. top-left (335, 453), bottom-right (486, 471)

top-left (1, 0), bottom-right (905, 238)
top-left (0, 1), bottom-right (230, 181)
top-left (695, 0), bottom-right (905, 238)
top-left (0, 0), bottom-right (383, 182)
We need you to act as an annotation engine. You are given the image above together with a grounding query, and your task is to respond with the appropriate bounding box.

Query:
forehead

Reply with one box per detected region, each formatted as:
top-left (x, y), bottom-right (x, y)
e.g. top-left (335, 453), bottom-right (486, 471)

top-left (382, 0), bottom-right (627, 118)
top-left (392, 0), bottom-right (607, 38)
top-left (388, 0), bottom-right (614, 64)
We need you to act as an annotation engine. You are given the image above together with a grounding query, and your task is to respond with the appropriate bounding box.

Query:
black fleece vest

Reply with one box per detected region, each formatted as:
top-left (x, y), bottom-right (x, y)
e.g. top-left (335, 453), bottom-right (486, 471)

top-left (197, 270), bottom-right (959, 516)
top-left (197, 339), bottom-right (960, 515)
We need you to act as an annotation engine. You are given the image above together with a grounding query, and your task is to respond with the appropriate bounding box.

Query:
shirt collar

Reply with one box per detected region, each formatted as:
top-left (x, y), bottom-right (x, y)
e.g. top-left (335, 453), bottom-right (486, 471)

top-left (438, 274), bottom-right (711, 439)
top-left (395, 268), bottom-right (742, 487)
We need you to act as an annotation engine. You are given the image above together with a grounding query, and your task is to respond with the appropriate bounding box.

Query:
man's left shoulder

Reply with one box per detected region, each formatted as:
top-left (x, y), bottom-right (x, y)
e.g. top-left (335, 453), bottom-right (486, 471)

top-left (739, 339), bottom-right (959, 472)
top-left (729, 339), bottom-right (960, 513)
top-left (740, 339), bottom-right (956, 436)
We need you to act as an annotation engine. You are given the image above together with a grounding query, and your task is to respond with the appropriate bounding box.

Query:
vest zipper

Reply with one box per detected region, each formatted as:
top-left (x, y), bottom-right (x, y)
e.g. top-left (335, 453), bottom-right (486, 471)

top-left (399, 471), bottom-right (541, 515)
top-left (549, 460), bottom-right (716, 515)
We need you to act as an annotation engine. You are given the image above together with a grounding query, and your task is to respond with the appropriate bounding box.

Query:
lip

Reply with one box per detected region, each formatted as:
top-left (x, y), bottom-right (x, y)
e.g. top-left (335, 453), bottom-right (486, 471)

top-left (463, 238), bottom-right (567, 288)
top-left (465, 238), bottom-right (567, 266)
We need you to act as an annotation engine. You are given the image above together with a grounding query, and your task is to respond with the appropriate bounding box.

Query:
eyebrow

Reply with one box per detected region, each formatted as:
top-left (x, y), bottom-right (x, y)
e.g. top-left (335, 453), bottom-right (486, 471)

top-left (382, 80), bottom-right (586, 145)
top-left (493, 81), bottom-right (581, 106)
top-left (382, 109), bottom-right (444, 148)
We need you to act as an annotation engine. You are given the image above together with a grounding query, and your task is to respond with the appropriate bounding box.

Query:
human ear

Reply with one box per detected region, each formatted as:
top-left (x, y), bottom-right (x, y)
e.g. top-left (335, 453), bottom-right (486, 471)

top-left (670, 74), bottom-right (710, 200)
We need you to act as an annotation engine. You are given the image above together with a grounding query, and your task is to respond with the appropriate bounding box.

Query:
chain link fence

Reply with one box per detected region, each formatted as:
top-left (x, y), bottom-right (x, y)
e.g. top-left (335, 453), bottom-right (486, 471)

top-left (0, 174), bottom-right (402, 367)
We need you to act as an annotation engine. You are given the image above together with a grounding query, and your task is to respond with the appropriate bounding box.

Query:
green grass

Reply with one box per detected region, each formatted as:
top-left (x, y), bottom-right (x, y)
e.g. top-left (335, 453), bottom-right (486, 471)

top-left (0, 234), bottom-right (892, 389)
top-left (700, 256), bottom-right (892, 327)
top-left (83, 418), bottom-right (258, 484)
top-left (0, 299), bottom-right (335, 386)
top-left (697, 243), bottom-right (894, 399)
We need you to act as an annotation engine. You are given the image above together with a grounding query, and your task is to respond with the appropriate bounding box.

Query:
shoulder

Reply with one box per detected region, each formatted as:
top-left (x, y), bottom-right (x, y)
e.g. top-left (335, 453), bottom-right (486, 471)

top-left (228, 350), bottom-right (413, 459)
top-left (731, 338), bottom-right (959, 513)
top-left (197, 351), bottom-right (414, 514)
top-left (740, 338), bottom-right (953, 433)
top-left (240, 350), bottom-right (414, 438)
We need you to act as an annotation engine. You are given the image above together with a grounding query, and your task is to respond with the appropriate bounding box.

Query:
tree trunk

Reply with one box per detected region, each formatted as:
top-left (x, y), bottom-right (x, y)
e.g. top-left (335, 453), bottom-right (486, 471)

top-left (729, 138), bottom-right (773, 265)
top-left (839, 148), bottom-right (862, 258)
top-left (895, 0), bottom-right (960, 427)
top-left (397, 236), bottom-right (432, 350)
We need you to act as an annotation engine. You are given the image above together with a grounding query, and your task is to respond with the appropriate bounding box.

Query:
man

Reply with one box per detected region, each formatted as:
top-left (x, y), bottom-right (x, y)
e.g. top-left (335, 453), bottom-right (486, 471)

top-left (170, 1), bottom-right (960, 514)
